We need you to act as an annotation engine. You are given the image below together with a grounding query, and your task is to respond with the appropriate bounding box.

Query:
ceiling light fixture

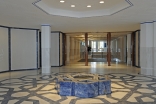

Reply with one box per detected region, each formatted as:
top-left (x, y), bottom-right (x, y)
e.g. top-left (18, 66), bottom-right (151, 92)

top-left (71, 5), bottom-right (75, 7)
top-left (87, 5), bottom-right (91, 7)
top-left (60, 0), bottom-right (65, 3)
top-left (100, 1), bottom-right (104, 3)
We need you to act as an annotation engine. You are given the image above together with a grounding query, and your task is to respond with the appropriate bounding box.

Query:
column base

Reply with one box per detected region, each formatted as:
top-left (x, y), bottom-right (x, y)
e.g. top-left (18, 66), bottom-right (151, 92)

top-left (153, 70), bottom-right (156, 76)
top-left (41, 67), bottom-right (51, 75)
top-left (154, 47), bottom-right (156, 76)
top-left (141, 67), bottom-right (153, 76)
top-left (127, 58), bottom-right (131, 65)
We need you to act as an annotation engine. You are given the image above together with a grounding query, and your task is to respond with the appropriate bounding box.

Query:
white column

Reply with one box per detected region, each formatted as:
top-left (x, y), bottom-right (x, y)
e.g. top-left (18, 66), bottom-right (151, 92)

top-left (140, 23), bottom-right (154, 75)
top-left (127, 34), bottom-right (131, 65)
top-left (66, 35), bottom-right (70, 63)
top-left (153, 22), bottom-right (156, 75)
top-left (41, 25), bottom-right (51, 74)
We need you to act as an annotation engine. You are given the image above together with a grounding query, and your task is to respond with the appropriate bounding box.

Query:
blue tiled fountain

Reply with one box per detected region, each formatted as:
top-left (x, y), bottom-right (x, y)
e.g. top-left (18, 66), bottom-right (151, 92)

top-left (56, 73), bottom-right (111, 98)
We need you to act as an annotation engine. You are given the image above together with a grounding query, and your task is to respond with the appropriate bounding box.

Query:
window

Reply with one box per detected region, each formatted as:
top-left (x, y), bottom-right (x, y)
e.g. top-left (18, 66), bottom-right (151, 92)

top-left (91, 41), bottom-right (96, 52)
top-left (99, 41), bottom-right (104, 48)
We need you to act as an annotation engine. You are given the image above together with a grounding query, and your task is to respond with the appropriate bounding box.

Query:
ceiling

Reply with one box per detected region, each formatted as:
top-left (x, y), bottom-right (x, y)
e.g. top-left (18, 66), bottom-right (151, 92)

top-left (36, 0), bottom-right (131, 17)
top-left (0, 0), bottom-right (156, 36)
top-left (43, 0), bottom-right (124, 11)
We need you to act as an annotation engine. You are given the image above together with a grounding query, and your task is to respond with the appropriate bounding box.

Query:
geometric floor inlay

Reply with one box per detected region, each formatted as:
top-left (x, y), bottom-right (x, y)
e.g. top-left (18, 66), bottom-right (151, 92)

top-left (0, 73), bottom-right (156, 104)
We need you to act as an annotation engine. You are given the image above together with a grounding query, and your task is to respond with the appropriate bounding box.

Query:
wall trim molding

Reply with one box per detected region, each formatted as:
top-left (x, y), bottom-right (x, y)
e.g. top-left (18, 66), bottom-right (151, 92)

top-left (51, 66), bottom-right (62, 67)
top-left (141, 22), bottom-right (156, 24)
top-left (0, 25), bottom-right (10, 28)
top-left (0, 68), bottom-right (39, 74)
top-left (41, 24), bottom-right (51, 27)
top-left (51, 31), bottom-right (64, 34)
top-left (0, 25), bottom-right (39, 30)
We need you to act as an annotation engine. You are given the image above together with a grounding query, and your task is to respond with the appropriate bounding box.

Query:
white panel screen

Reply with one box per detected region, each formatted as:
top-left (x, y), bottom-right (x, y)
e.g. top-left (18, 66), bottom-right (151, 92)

top-left (0, 27), bottom-right (8, 72)
top-left (11, 29), bottom-right (37, 70)
top-left (51, 33), bottom-right (59, 66)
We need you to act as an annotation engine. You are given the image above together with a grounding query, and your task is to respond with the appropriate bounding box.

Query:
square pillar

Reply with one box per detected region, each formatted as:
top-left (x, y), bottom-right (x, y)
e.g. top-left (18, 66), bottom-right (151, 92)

top-left (154, 22), bottom-right (156, 76)
top-left (41, 25), bottom-right (51, 74)
top-left (140, 23), bottom-right (154, 75)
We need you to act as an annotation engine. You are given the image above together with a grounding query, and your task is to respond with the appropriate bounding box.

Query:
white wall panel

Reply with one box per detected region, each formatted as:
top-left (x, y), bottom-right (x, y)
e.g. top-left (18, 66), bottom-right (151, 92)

top-left (38, 31), bottom-right (40, 68)
top-left (0, 27), bottom-right (8, 72)
top-left (60, 33), bottom-right (63, 66)
top-left (51, 33), bottom-right (59, 66)
top-left (11, 29), bottom-right (37, 70)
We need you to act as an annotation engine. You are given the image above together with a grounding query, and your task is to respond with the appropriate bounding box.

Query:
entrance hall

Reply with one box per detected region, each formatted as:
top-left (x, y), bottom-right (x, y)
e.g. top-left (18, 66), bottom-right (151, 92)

top-left (0, 0), bottom-right (156, 103)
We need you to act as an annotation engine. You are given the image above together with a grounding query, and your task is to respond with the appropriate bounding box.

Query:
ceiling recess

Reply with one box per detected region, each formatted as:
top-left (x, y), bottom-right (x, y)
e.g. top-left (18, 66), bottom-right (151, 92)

top-left (33, 0), bottom-right (133, 18)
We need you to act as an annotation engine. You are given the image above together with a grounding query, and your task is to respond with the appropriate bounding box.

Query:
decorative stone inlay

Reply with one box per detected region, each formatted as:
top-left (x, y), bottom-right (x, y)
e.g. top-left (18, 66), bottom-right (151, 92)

top-left (56, 73), bottom-right (111, 98)
top-left (2, 73), bottom-right (156, 103)
top-left (141, 97), bottom-right (154, 102)
top-left (137, 89), bottom-right (154, 93)
top-left (11, 92), bottom-right (29, 97)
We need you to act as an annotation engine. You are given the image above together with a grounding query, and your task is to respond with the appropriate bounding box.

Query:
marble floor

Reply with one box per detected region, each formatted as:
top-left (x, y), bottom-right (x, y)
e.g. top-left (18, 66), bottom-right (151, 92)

top-left (1, 61), bottom-right (156, 104)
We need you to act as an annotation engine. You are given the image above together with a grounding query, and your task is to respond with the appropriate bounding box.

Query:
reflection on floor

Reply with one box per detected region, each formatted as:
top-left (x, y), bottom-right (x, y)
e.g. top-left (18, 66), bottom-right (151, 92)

top-left (78, 58), bottom-right (117, 62)
top-left (1, 62), bottom-right (156, 104)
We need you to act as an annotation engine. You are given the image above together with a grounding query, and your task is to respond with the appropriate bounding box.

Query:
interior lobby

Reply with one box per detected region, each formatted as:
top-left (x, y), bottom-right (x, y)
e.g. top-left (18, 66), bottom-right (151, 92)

top-left (0, 0), bottom-right (156, 104)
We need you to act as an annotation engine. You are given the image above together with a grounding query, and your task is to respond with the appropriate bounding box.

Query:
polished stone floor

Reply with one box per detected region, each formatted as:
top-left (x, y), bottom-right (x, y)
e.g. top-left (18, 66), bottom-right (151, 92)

top-left (1, 61), bottom-right (156, 104)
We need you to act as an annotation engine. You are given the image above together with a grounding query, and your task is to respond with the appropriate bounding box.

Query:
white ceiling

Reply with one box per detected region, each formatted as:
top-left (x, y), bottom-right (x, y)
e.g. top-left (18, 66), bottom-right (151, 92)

top-left (35, 0), bottom-right (131, 17)
top-left (43, 0), bottom-right (124, 11)
top-left (0, 0), bottom-right (156, 34)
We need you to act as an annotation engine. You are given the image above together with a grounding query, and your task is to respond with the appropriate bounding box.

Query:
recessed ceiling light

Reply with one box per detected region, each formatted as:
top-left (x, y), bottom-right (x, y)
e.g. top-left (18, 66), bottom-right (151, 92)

top-left (71, 5), bottom-right (75, 7)
top-left (60, 0), bottom-right (65, 3)
top-left (87, 5), bottom-right (91, 7)
top-left (100, 1), bottom-right (104, 3)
